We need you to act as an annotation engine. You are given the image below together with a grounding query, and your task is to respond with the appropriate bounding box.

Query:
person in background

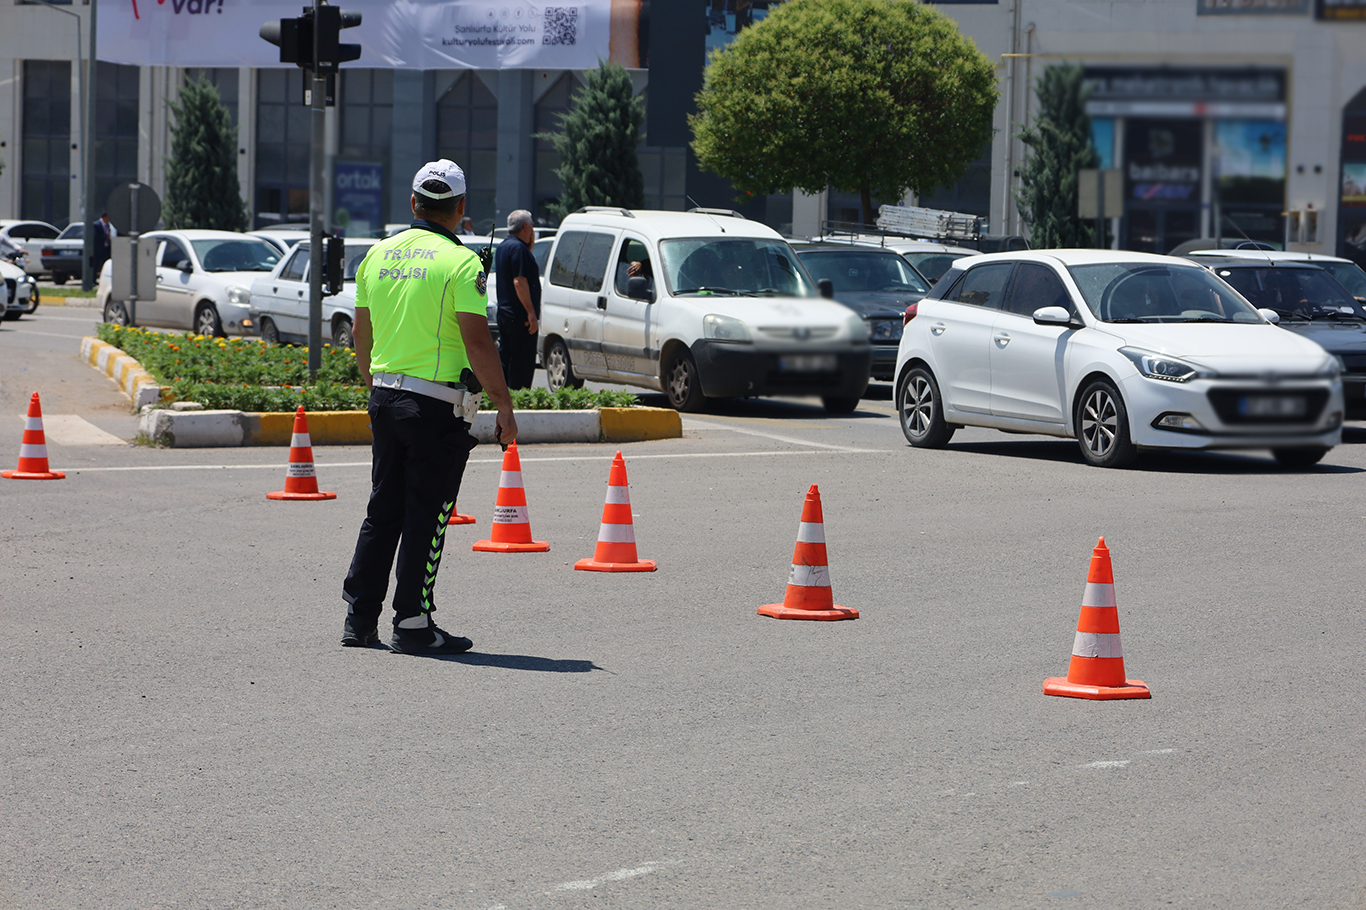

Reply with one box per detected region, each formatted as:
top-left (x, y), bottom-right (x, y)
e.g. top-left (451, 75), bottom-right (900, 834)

top-left (459, 216), bottom-right (476, 236)
top-left (93, 213), bottom-right (116, 275)
top-left (493, 209), bottom-right (541, 389)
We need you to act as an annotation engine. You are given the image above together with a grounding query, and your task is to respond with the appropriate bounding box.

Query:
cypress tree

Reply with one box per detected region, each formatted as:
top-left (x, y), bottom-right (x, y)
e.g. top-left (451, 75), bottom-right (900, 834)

top-left (163, 78), bottom-right (247, 231)
top-left (541, 62), bottom-right (645, 220)
top-left (1015, 64), bottom-right (1099, 249)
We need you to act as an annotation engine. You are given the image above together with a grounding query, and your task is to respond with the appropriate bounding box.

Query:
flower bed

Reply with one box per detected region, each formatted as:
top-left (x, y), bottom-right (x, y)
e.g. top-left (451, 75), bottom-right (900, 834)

top-left (94, 324), bottom-right (637, 412)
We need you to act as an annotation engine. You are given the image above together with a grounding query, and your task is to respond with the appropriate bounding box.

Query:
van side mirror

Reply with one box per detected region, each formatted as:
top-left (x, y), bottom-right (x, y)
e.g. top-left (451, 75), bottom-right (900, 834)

top-left (626, 275), bottom-right (652, 300)
top-left (817, 278), bottom-right (835, 299)
top-left (176, 259), bottom-right (193, 273)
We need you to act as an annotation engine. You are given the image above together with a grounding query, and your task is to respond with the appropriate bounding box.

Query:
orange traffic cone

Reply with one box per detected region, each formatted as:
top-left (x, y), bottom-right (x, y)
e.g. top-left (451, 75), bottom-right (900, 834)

top-left (575, 451), bottom-right (656, 572)
top-left (266, 406), bottom-right (336, 501)
top-left (758, 485), bottom-right (857, 621)
top-left (448, 504), bottom-right (476, 525)
top-left (2, 392), bottom-right (65, 480)
top-left (1043, 537), bottom-right (1150, 700)
top-left (472, 441), bottom-right (548, 552)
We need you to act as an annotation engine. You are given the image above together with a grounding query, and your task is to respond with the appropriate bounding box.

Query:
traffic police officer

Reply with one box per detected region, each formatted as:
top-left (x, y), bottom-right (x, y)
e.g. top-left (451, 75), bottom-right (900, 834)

top-left (341, 159), bottom-right (517, 655)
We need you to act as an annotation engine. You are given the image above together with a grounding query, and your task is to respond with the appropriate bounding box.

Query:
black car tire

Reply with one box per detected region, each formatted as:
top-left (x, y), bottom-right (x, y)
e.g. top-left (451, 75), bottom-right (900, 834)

top-left (332, 316), bottom-right (354, 348)
top-left (195, 302), bottom-right (223, 337)
top-left (897, 366), bottom-right (955, 448)
top-left (1075, 378), bottom-right (1137, 468)
top-left (1272, 446), bottom-right (1329, 469)
top-left (544, 337), bottom-right (583, 391)
top-left (52, 273), bottom-right (68, 286)
top-left (664, 347), bottom-right (707, 412)
top-left (103, 299), bottom-right (130, 326)
top-left (823, 396), bottom-right (860, 414)
top-left (259, 317), bottom-right (280, 345)
top-left (1, 309), bottom-right (19, 321)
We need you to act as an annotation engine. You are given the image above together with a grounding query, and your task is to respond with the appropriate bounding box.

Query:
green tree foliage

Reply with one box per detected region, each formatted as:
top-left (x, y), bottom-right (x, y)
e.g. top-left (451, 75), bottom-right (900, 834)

top-left (690, 0), bottom-right (998, 226)
top-left (163, 78), bottom-right (247, 231)
top-left (1014, 64), bottom-right (1099, 248)
top-left (540, 62), bottom-right (645, 220)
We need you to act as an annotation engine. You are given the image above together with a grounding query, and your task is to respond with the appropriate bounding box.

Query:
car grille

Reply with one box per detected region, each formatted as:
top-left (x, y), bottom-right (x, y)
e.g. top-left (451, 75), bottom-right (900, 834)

top-left (765, 370), bottom-right (843, 388)
top-left (756, 326), bottom-right (839, 342)
top-left (1207, 387), bottom-right (1330, 425)
top-left (1342, 354), bottom-right (1366, 376)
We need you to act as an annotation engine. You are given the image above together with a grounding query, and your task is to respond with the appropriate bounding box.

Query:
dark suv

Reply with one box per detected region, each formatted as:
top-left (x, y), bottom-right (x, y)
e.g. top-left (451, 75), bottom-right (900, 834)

top-left (791, 242), bottom-right (931, 381)
top-left (1185, 256), bottom-right (1366, 417)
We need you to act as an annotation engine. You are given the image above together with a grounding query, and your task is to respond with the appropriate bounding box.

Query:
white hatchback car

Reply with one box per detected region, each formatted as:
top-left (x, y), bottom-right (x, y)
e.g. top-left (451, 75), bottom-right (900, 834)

top-left (541, 209), bottom-right (872, 412)
top-left (98, 230), bottom-right (282, 336)
top-left (894, 250), bottom-right (1344, 468)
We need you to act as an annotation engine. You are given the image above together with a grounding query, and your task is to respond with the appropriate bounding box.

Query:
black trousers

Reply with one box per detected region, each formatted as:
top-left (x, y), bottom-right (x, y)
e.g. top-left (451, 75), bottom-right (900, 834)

top-left (497, 310), bottom-right (539, 390)
top-left (342, 388), bottom-right (476, 627)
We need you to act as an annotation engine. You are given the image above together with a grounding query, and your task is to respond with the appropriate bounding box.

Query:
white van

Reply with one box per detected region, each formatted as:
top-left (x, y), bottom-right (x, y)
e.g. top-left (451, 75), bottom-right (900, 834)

top-left (539, 208), bottom-right (873, 412)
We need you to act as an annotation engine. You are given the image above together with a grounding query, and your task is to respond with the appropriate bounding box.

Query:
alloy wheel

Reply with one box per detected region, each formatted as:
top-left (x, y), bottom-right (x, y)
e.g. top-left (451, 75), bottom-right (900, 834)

top-left (902, 375), bottom-right (935, 439)
top-left (1081, 388), bottom-right (1119, 458)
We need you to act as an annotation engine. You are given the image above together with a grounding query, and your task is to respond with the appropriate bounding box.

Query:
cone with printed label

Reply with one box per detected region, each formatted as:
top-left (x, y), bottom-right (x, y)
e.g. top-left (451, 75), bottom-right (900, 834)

top-left (575, 451), bottom-right (656, 572)
top-left (447, 504), bottom-right (476, 525)
top-left (1043, 537), bottom-right (1150, 700)
top-left (472, 441), bottom-right (549, 552)
top-left (2, 392), bottom-right (65, 480)
top-left (758, 485), bottom-right (857, 621)
top-left (266, 406), bottom-right (336, 501)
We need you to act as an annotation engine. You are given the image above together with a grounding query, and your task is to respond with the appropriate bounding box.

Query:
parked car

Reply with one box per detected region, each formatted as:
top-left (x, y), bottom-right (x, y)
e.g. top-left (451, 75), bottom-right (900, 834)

top-left (97, 230), bottom-right (282, 336)
top-left (248, 229), bottom-right (310, 256)
top-left (248, 238), bottom-right (375, 346)
top-left (1, 254), bottom-right (39, 318)
top-left (790, 242), bottom-right (931, 381)
top-left (0, 219), bottom-right (61, 278)
top-left (808, 233), bottom-right (979, 284)
top-left (1167, 237), bottom-right (1281, 256)
top-left (1183, 248), bottom-right (1366, 302)
top-left (540, 208), bottom-right (871, 412)
top-left (895, 250), bottom-right (1343, 468)
top-left (1180, 255), bottom-right (1366, 419)
top-left (40, 223), bottom-right (87, 284)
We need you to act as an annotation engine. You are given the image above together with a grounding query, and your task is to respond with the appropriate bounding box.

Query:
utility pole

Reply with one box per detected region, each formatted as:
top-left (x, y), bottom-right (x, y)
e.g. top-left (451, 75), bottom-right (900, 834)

top-left (83, 0), bottom-right (97, 290)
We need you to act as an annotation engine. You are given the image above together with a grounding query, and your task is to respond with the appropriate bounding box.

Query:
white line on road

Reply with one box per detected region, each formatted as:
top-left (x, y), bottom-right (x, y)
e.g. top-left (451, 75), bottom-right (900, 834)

top-left (55, 448), bottom-right (889, 473)
top-left (553, 864), bottom-right (659, 892)
top-left (1079, 760), bottom-right (1131, 769)
top-left (685, 417), bottom-right (874, 451)
top-left (0, 329), bottom-right (90, 340)
top-left (25, 314), bottom-right (104, 323)
top-left (1142, 748), bottom-right (1176, 755)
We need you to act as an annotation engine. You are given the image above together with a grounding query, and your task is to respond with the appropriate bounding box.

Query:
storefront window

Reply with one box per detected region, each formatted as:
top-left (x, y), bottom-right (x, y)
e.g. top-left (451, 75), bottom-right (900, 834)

top-left (1338, 87), bottom-right (1366, 266)
top-left (1214, 120), bottom-right (1286, 244)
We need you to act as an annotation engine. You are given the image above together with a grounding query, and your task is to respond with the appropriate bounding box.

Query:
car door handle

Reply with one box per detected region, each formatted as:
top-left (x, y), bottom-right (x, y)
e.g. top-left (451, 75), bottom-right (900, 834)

top-left (272, 286), bottom-right (278, 293)
top-left (994, 332), bottom-right (1011, 346)
top-left (596, 295), bottom-right (607, 310)
top-left (156, 275), bottom-right (164, 282)
top-left (930, 322), bottom-right (946, 335)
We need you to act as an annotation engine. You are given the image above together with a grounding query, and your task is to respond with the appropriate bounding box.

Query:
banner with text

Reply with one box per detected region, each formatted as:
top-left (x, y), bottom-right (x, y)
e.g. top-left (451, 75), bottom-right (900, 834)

top-left (98, 0), bottom-right (613, 69)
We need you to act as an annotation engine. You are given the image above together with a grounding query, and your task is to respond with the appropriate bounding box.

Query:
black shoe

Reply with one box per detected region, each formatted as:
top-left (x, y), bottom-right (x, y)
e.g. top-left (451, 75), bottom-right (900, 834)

top-left (390, 624), bottom-right (473, 655)
top-left (341, 616), bottom-right (380, 648)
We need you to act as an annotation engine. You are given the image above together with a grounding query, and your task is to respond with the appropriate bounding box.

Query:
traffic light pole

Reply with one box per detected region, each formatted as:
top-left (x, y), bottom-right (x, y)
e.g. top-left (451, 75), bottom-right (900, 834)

top-left (307, 0), bottom-right (325, 380)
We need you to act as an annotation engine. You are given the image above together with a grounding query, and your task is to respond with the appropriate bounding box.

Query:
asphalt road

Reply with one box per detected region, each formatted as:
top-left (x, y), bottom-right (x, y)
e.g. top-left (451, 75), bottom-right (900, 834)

top-left (2, 309), bottom-right (1365, 909)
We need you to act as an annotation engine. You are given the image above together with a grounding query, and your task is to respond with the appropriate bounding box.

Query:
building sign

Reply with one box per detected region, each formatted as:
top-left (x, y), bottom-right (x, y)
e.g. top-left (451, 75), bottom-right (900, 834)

top-left (1125, 119), bottom-right (1203, 203)
top-left (334, 162), bottom-right (383, 238)
top-left (1198, 0), bottom-right (1308, 13)
top-left (99, 0), bottom-right (615, 68)
top-left (1084, 67), bottom-right (1286, 119)
top-left (1317, 0), bottom-right (1366, 18)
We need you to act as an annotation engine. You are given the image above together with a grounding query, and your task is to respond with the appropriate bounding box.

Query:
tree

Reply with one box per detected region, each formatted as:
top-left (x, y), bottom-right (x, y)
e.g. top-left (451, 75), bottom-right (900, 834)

top-left (690, 0), bottom-right (998, 227)
top-left (1014, 64), bottom-right (1099, 248)
top-left (163, 78), bottom-right (247, 231)
top-left (540, 62), bottom-right (645, 220)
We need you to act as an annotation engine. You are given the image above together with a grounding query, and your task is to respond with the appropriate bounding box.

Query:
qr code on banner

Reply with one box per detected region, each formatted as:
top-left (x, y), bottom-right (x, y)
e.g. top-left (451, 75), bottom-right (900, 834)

top-left (543, 6), bottom-right (578, 45)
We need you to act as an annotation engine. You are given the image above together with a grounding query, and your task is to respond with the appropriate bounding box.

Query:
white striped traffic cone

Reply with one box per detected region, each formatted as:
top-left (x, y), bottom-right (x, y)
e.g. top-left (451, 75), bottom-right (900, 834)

top-left (2, 392), bottom-right (65, 480)
top-left (758, 485), bottom-right (857, 621)
top-left (575, 451), bottom-right (656, 572)
top-left (266, 406), bottom-right (336, 501)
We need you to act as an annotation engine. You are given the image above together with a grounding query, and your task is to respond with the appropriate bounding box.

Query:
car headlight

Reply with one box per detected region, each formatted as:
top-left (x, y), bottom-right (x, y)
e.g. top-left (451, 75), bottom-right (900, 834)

top-left (846, 313), bottom-right (869, 343)
top-left (868, 318), bottom-right (903, 342)
top-left (1119, 347), bottom-right (1213, 383)
top-left (703, 313), bottom-right (751, 342)
top-left (226, 286), bottom-right (252, 306)
top-left (1322, 355), bottom-right (1344, 379)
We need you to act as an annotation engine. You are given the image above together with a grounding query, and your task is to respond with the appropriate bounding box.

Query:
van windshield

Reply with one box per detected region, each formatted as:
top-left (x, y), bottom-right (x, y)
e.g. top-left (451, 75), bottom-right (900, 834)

top-left (659, 238), bottom-right (815, 297)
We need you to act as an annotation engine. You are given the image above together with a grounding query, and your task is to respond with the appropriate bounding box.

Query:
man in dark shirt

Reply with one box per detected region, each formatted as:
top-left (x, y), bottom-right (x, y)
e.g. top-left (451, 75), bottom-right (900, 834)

top-left (493, 209), bottom-right (541, 389)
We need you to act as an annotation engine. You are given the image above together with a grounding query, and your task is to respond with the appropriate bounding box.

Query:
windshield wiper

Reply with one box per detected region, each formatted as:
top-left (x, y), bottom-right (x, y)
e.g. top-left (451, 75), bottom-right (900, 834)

top-left (1182, 316), bottom-right (1233, 323)
top-left (1106, 317), bottom-right (1147, 323)
top-left (674, 286), bottom-right (745, 296)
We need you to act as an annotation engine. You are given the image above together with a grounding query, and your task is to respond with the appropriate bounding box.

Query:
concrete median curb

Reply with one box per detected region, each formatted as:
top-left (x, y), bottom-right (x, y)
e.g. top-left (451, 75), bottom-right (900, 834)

top-left (138, 405), bottom-right (681, 448)
top-left (80, 336), bottom-right (162, 409)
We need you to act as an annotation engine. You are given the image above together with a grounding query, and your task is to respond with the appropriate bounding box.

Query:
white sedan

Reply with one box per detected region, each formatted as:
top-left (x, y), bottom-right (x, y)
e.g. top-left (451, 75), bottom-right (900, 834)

top-left (894, 250), bottom-right (1344, 468)
top-left (248, 238), bottom-right (375, 346)
top-left (98, 230), bottom-right (282, 336)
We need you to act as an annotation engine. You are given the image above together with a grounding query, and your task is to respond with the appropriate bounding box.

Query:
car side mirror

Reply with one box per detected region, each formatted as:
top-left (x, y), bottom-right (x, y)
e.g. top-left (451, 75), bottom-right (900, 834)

top-left (1032, 305), bottom-right (1075, 327)
top-left (176, 259), bottom-right (193, 273)
top-left (817, 278), bottom-right (835, 299)
top-left (626, 275), bottom-right (652, 300)
top-left (1258, 307), bottom-right (1281, 325)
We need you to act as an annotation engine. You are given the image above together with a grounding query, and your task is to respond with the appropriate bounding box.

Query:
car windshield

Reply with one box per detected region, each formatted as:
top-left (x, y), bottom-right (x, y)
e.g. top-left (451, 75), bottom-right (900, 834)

top-left (659, 238), bottom-right (814, 297)
top-left (58, 224), bottom-right (83, 240)
top-left (1317, 261), bottom-right (1366, 298)
top-left (1213, 266), bottom-right (1366, 321)
top-left (344, 244), bottom-right (374, 280)
top-left (902, 252), bottom-right (961, 283)
top-left (1068, 262), bottom-right (1264, 323)
top-left (797, 249), bottom-right (929, 294)
top-left (190, 238), bottom-right (281, 272)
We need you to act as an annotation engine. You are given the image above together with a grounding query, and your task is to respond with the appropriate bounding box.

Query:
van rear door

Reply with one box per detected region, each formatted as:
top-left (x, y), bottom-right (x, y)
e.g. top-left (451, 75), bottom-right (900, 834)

top-left (543, 228), bottom-right (619, 380)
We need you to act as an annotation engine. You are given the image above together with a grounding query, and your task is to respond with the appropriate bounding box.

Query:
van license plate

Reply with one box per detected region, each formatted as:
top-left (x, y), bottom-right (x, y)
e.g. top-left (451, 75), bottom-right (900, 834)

top-left (779, 354), bottom-right (837, 372)
top-left (1239, 395), bottom-right (1306, 418)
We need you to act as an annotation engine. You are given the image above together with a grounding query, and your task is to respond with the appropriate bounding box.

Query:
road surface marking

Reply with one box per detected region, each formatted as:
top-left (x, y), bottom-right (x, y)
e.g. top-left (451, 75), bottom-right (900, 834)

top-left (553, 864), bottom-right (658, 892)
top-left (0, 329), bottom-right (92, 341)
top-left (1142, 748), bottom-right (1176, 754)
top-left (20, 414), bottom-right (125, 445)
top-left (686, 417), bottom-right (874, 451)
top-left (1079, 760), bottom-right (1131, 769)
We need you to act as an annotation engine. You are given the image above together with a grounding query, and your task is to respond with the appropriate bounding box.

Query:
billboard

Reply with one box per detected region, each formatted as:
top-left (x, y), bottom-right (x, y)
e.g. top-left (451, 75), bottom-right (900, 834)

top-left (334, 162), bottom-right (384, 237)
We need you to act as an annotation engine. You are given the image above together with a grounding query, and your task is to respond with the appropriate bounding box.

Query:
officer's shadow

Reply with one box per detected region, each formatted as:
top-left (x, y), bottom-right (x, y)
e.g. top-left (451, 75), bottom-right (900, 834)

top-left (388, 648), bottom-right (606, 673)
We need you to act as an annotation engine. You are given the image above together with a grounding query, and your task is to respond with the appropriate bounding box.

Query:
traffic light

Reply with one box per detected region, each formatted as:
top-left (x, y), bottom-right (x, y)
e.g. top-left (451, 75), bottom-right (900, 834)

top-left (260, 11), bottom-right (312, 68)
top-left (325, 235), bottom-right (345, 297)
top-left (315, 5), bottom-right (363, 75)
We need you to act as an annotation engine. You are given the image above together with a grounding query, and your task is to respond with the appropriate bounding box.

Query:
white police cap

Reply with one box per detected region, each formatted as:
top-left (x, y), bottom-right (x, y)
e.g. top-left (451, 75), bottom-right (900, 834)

top-left (412, 159), bottom-right (466, 199)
